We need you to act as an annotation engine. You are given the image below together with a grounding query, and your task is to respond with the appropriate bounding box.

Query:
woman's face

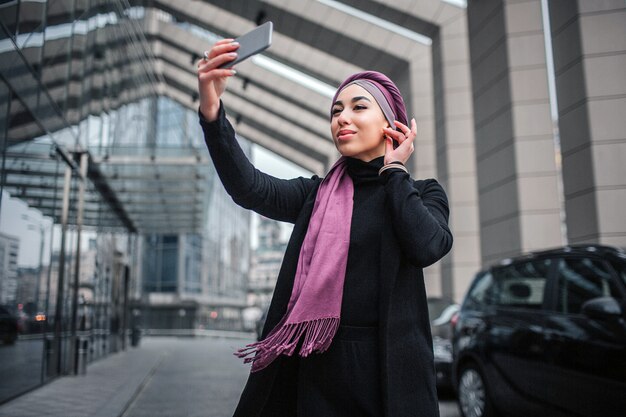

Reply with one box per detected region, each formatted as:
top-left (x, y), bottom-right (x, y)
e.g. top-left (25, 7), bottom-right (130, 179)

top-left (330, 84), bottom-right (389, 162)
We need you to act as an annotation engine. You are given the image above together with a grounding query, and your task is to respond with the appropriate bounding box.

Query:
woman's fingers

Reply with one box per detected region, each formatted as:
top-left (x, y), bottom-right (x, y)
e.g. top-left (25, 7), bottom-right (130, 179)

top-left (206, 40), bottom-right (239, 60)
top-left (383, 118), bottom-right (417, 165)
top-left (215, 38), bottom-right (235, 45)
top-left (393, 119), bottom-right (416, 138)
top-left (386, 119), bottom-right (417, 147)
top-left (198, 68), bottom-right (237, 81)
top-left (198, 52), bottom-right (238, 72)
top-left (385, 136), bottom-right (394, 155)
top-left (382, 126), bottom-right (405, 143)
top-left (406, 118), bottom-right (417, 150)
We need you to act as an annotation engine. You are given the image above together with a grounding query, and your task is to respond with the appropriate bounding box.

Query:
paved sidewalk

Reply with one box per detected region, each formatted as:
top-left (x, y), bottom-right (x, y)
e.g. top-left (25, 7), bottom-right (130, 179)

top-left (0, 336), bottom-right (250, 417)
top-left (0, 336), bottom-right (459, 417)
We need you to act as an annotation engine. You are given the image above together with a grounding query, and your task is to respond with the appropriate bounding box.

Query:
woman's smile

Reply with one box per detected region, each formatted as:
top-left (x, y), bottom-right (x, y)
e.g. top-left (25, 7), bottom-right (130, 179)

top-left (337, 129), bottom-right (356, 140)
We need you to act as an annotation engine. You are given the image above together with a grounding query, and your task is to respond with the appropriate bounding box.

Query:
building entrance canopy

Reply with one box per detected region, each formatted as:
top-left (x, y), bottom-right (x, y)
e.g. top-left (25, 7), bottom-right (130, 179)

top-left (3, 140), bottom-right (209, 234)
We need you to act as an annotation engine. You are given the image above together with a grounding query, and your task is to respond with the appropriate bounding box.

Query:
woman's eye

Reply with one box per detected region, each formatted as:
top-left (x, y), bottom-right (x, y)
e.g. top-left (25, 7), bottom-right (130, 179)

top-left (354, 105), bottom-right (367, 110)
top-left (332, 108), bottom-right (342, 115)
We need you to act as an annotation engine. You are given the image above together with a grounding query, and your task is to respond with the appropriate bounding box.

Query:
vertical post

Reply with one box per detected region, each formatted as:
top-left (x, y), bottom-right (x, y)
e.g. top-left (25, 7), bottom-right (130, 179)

top-left (0, 90), bottom-right (12, 222)
top-left (71, 152), bottom-right (88, 375)
top-left (121, 265), bottom-right (129, 350)
top-left (53, 165), bottom-right (73, 375)
top-left (43, 158), bottom-right (60, 380)
top-left (34, 225), bottom-right (45, 313)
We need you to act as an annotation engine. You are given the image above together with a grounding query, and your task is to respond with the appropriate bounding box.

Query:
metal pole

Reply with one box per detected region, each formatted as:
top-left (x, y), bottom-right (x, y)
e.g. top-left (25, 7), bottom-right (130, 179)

top-left (71, 152), bottom-right (88, 374)
top-left (34, 224), bottom-right (45, 313)
top-left (43, 156), bottom-right (60, 380)
top-left (122, 265), bottom-right (129, 351)
top-left (53, 165), bottom-right (73, 375)
top-left (0, 89), bottom-right (13, 221)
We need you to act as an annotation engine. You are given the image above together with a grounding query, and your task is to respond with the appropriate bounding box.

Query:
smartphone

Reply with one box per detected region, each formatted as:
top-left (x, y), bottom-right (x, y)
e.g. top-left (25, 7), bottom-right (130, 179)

top-left (218, 21), bottom-right (273, 69)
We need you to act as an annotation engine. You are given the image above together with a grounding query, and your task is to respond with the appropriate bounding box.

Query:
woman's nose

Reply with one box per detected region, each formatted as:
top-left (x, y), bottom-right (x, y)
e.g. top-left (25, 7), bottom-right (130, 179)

top-left (337, 111), bottom-right (349, 125)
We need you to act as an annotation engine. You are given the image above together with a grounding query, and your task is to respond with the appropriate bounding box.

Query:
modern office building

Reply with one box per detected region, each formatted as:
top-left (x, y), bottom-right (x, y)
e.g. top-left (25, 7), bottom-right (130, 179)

top-left (0, 233), bottom-right (19, 306)
top-left (248, 216), bottom-right (288, 309)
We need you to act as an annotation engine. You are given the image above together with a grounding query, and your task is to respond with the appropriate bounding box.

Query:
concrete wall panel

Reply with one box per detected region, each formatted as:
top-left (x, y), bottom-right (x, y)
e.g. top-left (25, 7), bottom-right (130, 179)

top-left (512, 103), bottom-right (552, 138)
top-left (592, 143), bottom-right (626, 189)
top-left (520, 211), bottom-right (564, 249)
top-left (481, 216), bottom-right (522, 264)
top-left (517, 175), bottom-right (561, 212)
top-left (509, 68), bottom-right (550, 102)
top-left (587, 98), bottom-right (626, 142)
top-left (507, 33), bottom-right (547, 68)
top-left (579, 11), bottom-right (626, 55)
top-left (566, 192), bottom-right (600, 242)
top-left (479, 179), bottom-right (519, 225)
top-left (515, 139), bottom-right (558, 174)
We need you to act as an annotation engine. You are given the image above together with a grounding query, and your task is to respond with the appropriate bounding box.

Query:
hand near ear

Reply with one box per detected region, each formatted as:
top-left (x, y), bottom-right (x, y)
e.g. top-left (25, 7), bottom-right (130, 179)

top-left (382, 118), bottom-right (416, 165)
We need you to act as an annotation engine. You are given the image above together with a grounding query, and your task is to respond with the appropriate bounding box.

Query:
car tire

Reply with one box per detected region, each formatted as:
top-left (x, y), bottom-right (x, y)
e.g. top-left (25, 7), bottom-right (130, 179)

top-left (457, 362), bottom-right (495, 417)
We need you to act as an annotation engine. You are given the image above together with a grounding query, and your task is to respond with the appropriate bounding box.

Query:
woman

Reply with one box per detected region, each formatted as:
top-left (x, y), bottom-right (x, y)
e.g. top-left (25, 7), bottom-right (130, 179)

top-left (198, 39), bottom-right (453, 417)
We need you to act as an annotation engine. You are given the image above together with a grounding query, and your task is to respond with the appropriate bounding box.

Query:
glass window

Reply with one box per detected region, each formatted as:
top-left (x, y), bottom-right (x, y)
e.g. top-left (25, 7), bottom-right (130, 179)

top-left (492, 258), bottom-right (552, 310)
top-left (556, 257), bottom-right (621, 315)
top-left (0, 80), bottom-right (8, 166)
top-left (464, 270), bottom-right (495, 309)
top-left (17, 0), bottom-right (47, 51)
top-left (614, 259), bottom-right (626, 287)
top-left (0, 1), bottom-right (19, 40)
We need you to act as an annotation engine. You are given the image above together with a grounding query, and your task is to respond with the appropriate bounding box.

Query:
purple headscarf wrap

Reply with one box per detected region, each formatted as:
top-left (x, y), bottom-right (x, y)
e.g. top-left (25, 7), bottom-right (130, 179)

top-left (236, 71), bottom-right (408, 373)
top-left (331, 71), bottom-right (408, 128)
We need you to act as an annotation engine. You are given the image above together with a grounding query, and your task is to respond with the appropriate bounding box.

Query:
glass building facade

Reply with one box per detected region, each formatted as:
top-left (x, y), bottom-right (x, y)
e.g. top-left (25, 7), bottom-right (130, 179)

top-left (0, 0), bottom-right (250, 403)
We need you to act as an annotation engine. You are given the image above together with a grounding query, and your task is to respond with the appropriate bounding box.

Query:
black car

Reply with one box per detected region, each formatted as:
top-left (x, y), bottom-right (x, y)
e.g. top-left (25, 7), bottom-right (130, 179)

top-left (452, 244), bottom-right (626, 417)
top-left (0, 305), bottom-right (19, 345)
top-left (428, 297), bottom-right (459, 390)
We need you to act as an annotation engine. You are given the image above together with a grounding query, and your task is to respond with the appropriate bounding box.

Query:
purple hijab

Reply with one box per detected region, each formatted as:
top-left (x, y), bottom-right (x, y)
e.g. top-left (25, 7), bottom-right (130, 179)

top-left (331, 71), bottom-right (408, 128)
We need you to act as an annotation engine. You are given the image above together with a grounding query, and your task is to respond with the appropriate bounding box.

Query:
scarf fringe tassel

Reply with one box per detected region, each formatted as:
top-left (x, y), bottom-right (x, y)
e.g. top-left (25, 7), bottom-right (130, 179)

top-left (235, 317), bottom-right (340, 371)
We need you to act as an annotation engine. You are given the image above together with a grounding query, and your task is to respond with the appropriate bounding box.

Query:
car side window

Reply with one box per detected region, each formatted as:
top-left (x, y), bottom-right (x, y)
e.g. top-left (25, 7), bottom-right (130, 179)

top-left (556, 257), bottom-right (620, 315)
top-left (464, 271), bottom-right (495, 308)
top-left (616, 260), bottom-right (626, 287)
top-left (492, 259), bottom-right (552, 310)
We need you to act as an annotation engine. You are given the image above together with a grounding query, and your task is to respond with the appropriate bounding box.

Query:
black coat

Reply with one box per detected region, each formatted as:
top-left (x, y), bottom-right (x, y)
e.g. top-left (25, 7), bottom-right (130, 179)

top-left (201, 104), bottom-right (453, 417)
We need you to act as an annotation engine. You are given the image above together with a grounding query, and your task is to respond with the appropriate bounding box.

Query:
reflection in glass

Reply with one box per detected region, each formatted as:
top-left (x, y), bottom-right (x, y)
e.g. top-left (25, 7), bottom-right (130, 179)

top-left (1, 0), bottom-right (253, 403)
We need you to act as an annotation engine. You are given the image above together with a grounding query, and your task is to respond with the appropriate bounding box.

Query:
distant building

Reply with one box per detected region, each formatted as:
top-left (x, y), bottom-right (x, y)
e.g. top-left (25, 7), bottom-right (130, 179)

top-left (137, 99), bottom-right (252, 331)
top-left (248, 216), bottom-right (288, 309)
top-left (15, 267), bottom-right (39, 311)
top-left (0, 233), bottom-right (19, 306)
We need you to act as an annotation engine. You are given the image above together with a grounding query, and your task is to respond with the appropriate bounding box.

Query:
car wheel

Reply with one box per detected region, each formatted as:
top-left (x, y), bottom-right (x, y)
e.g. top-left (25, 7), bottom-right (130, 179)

top-left (458, 363), bottom-right (494, 417)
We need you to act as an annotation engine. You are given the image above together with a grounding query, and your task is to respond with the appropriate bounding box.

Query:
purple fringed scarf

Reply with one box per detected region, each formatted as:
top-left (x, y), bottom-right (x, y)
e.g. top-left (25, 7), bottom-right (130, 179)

top-left (236, 157), bottom-right (354, 372)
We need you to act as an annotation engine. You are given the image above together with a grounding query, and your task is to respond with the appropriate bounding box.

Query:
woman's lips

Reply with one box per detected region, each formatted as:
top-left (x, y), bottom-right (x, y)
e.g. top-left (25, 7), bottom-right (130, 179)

top-left (337, 130), bottom-right (356, 141)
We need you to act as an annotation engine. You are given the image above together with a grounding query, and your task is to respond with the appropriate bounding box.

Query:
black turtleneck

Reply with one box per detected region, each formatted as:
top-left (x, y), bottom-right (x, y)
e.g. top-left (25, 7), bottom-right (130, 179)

top-left (342, 156), bottom-right (386, 326)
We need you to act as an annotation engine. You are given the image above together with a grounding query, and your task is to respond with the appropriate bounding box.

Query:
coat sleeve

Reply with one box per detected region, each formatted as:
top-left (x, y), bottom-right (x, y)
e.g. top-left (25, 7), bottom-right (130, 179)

top-left (381, 170), bottom-right (453, 268)
top-left (199, 101), bottom-right (319, 223)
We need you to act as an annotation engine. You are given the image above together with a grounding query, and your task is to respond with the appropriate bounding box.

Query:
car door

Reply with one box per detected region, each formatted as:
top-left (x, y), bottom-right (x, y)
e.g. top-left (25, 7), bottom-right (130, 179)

top-left (542, 255), bottom-right (626, 417)
top-left (487, 258), bottom-right (555, 412)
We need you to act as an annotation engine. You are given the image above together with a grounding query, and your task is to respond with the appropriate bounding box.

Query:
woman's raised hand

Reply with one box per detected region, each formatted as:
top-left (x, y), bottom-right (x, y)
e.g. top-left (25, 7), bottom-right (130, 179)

top-left (382, 118), bottom-right (417, 165)
top-left (197, 39), bottom-right (240, 122)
